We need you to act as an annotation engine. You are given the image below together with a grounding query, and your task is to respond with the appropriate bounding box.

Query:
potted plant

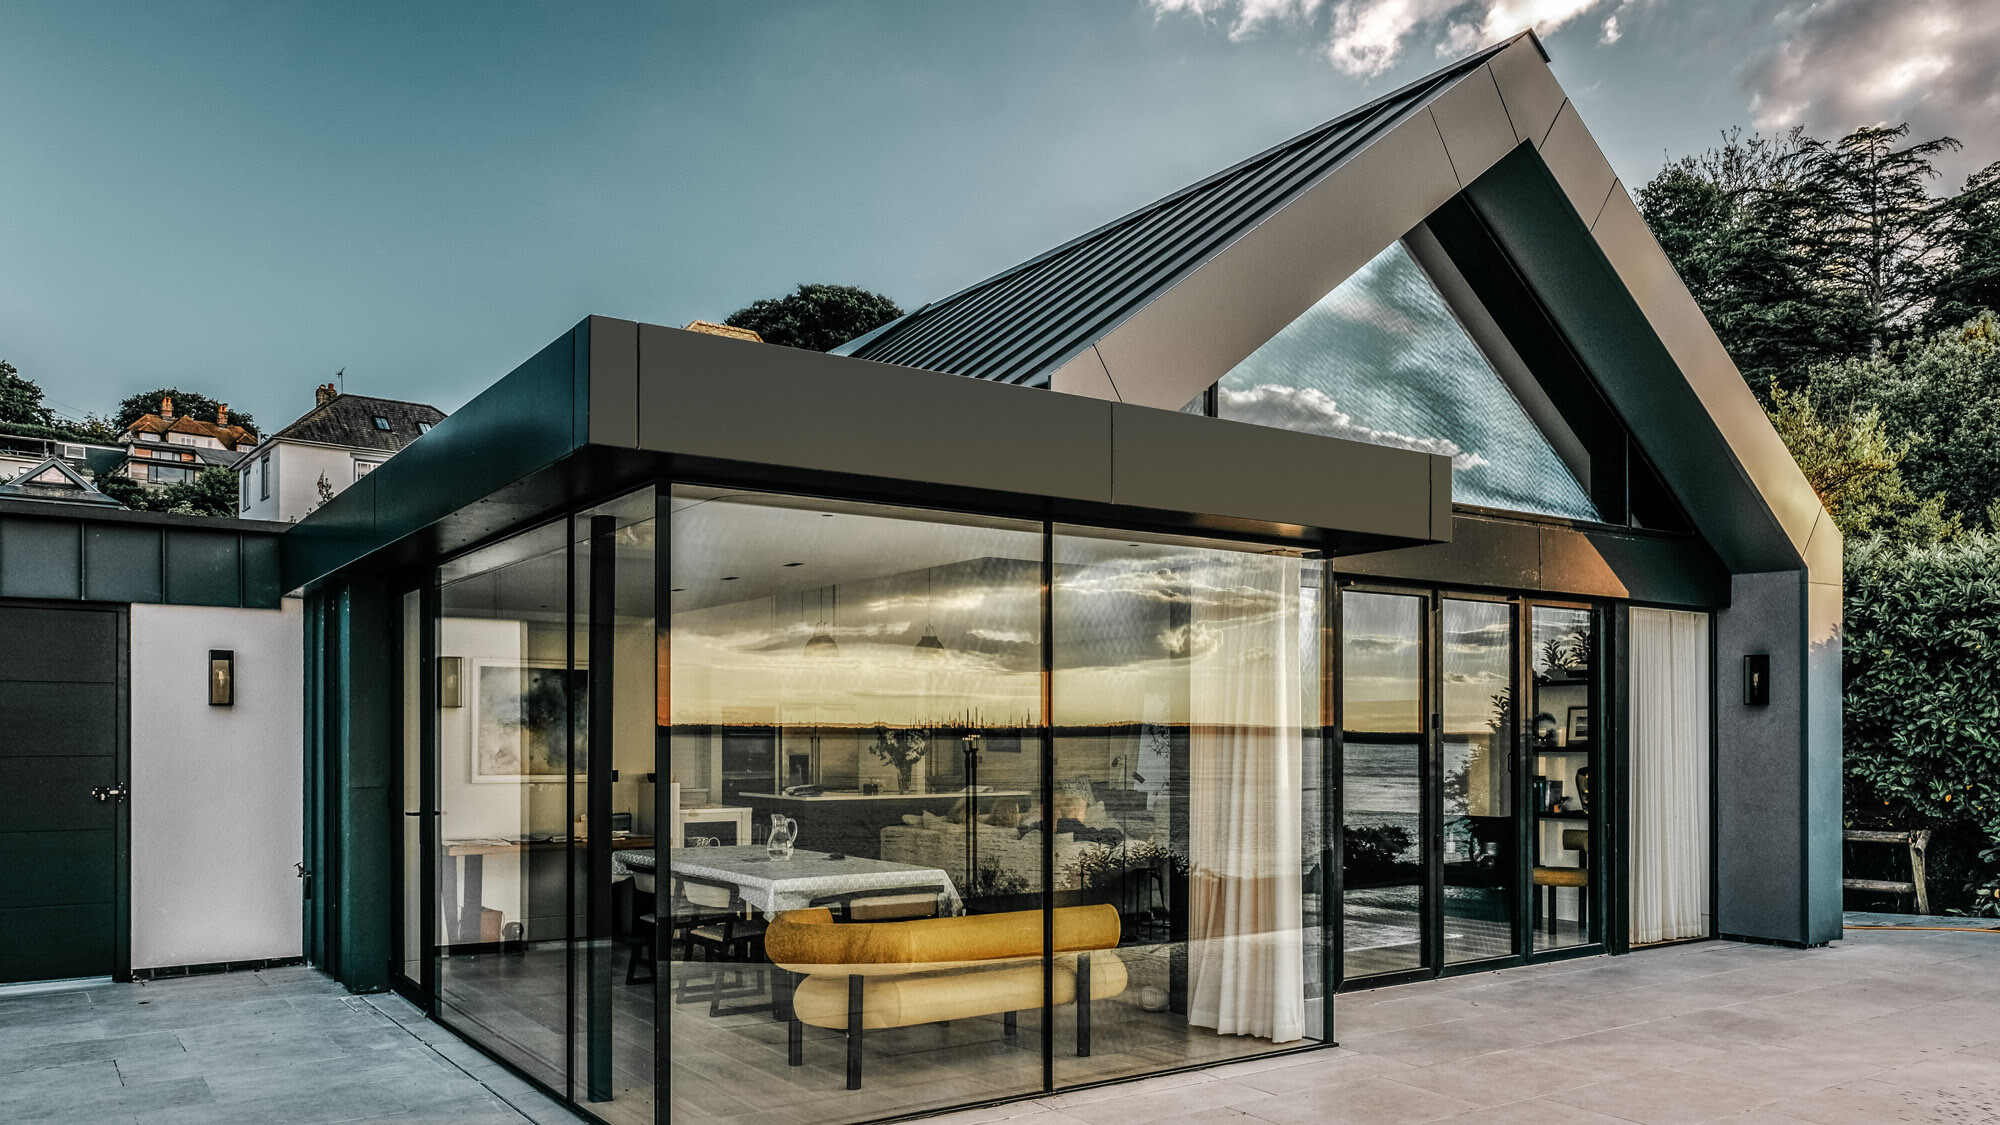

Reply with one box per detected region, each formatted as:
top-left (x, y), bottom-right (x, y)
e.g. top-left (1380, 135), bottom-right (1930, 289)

top-left (869, 726), bottom-right (930, 793)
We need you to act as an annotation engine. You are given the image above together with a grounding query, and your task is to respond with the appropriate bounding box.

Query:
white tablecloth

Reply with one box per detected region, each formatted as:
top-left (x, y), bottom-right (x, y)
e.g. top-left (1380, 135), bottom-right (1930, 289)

top-left (635, 845), bottom-right (963, 916)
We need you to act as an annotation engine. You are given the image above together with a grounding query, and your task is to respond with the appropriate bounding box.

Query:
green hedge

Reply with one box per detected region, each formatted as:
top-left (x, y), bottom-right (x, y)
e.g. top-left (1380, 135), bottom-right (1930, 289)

top-left (1844, 534), bottom-right (2000, 910)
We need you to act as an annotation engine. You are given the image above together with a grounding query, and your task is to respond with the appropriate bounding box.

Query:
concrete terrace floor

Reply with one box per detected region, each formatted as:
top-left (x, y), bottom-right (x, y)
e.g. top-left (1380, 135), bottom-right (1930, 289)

top-left (0, 916), bottom-right (1995, 1125)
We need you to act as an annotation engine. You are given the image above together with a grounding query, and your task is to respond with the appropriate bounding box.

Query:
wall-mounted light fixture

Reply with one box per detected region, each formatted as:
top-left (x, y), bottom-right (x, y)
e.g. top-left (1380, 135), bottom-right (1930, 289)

top-left (439, 656), bottom-right (463, 708)
top-left (209, 649), bottom-right (235, 707)
top-left (1744, 653), bottom-right (1770, 706)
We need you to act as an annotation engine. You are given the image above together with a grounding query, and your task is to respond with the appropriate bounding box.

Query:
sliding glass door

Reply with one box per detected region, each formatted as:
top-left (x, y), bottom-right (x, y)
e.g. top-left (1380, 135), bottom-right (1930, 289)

top-left (1440, 597), bottom-right (1516, 965)
top-left (1339, 587), bottom-right (1602, 986)
top-left (1338, 591), bottom-right (1427, 978)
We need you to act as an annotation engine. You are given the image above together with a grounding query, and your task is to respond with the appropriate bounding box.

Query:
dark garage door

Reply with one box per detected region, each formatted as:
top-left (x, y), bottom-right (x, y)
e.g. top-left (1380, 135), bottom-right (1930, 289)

top-left (0, 603), bottom-right (126, 983)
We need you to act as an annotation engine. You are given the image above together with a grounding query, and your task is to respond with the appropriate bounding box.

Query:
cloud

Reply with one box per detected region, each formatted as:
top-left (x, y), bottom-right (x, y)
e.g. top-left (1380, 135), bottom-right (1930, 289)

top-left (1145, 0), bottom-right (1619, 76)
top-left (1743, 0), bottom-right (2000, 180)
top-left (1218, 383), bottom-right (1489, 469)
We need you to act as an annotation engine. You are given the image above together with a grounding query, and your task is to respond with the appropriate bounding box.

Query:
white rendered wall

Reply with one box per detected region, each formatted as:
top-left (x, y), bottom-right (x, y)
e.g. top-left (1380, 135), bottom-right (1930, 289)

top-left (130, 600), bottom-right (304, 970)
top-left (240, 441), bottom-right (365, 523)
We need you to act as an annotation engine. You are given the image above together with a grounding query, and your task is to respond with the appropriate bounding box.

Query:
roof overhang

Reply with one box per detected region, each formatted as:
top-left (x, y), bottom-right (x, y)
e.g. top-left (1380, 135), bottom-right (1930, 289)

top-left (282, 319), bottom-right (1452, 591)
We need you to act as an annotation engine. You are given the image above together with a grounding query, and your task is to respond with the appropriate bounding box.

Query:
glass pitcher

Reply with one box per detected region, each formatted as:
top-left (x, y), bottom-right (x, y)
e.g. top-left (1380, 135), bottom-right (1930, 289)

top-left (767, 813), bottom-right (798, 860)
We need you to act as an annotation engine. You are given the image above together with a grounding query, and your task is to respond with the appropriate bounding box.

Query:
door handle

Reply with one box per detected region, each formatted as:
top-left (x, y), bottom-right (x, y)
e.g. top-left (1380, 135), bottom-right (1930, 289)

top-left (91, 785), bottom-right (129, 804)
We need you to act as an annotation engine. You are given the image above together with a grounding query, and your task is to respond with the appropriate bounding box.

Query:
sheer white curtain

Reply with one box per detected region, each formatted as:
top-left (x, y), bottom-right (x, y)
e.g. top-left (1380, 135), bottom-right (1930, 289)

top-left (1187, 553), bottom-right (1306, 1043)
top-left (1630, 608), bottom-right (1711, 945)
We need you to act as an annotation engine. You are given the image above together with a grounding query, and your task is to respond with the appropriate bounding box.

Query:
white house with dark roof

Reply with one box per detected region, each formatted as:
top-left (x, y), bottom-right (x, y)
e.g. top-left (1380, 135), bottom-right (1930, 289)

top-left (237, 383), bottom-right (445, 522)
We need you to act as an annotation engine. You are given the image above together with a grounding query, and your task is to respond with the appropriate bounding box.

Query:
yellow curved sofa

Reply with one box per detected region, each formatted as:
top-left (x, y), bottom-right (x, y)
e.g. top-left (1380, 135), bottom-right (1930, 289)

top-left (765, 904), bottom-right (1127, 1090)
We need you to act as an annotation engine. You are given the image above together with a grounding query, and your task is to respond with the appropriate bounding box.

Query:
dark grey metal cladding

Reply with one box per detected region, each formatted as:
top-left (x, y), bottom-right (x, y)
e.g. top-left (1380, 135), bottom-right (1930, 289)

top-left (1335, 510), bottom-right (1725, 606)
top-left (1106, 403), bottom-right (1444, 544)
top-left (283, 323), bottom-right (589, 592)
top-left (842, 41), bottom-right (1516, 386)
top-left (618, 324), bottom-right (1448, 547)
top-left (629, 322), bottom-right (1112, 504)
top-left (0, 502), bottom-right (285, 608)
top-left (1460, 147), bottom-right (1800, 574)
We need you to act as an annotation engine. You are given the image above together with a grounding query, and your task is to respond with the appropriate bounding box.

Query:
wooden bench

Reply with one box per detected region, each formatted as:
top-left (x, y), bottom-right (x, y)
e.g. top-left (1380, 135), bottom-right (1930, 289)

top-left (1843, 828), bottom-right (1931, 915)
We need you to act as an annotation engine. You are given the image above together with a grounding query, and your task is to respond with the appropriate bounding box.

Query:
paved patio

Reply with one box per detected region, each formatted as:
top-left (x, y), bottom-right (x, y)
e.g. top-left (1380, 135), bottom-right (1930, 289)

top-left (2, 917), bottom-right (1995, 1124)
top-left (0, 966), bottom-right (578, 1124)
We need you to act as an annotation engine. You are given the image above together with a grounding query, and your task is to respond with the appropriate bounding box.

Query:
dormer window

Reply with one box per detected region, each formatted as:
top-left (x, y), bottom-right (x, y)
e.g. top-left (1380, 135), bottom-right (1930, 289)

top-left (416, 421), bottom-right (432, 434)
top-left (140, 432), bottom-right (160, 442)
top-left (373, 416), bottom-right (391, 431)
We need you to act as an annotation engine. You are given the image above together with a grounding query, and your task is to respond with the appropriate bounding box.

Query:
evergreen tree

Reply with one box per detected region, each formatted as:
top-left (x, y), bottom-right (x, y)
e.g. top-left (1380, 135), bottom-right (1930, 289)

top-left (722, 284), bottom-right (903, 353)
top-left (0, 360), bottom-right (54, 427)
top-left (1928, 161), bottom-right (2000, 335)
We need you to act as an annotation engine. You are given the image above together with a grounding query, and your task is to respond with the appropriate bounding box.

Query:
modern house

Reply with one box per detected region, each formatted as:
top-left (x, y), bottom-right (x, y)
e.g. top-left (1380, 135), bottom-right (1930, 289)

top-left (236, 385), bottom-right (445, 522)
top-left (275, 32), bottom-right (1837, 1125)
top-left (116, 395), bottom-right (257, 488)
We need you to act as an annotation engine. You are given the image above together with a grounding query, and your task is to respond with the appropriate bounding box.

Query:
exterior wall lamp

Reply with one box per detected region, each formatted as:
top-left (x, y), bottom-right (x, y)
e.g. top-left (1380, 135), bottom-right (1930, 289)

top-left (1744, 653), bottom-right (1770, 706)
top-left (209, 649), bottom-right (235, 706)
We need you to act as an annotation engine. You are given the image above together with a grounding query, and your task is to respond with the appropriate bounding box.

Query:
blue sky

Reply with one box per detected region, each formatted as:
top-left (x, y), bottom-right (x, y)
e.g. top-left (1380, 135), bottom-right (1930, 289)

top-left (2, 1), bottom-right (1994, 429)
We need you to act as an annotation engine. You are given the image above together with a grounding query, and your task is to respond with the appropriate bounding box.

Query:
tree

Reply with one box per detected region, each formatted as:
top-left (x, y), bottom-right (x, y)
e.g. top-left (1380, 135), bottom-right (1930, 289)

top-left (1763, 385), bottom-right (1957, 546)
top-left (1806, 313), bottom-right (2000, 529)
top-left (0, 360), bottom-right (54, 427)
top-left (95, 465), bottom-right (239, 518)
top-left (1928, 161), bottom-right (2000, 335)
top-left (722, 284), bottom-right (903, 352)
top-left (1785, 124), bottom-right (1962, 346)
top-left (114, 388), bottom-right (259, 440)
top-left (1638, 132), bottom-right (1871, 399)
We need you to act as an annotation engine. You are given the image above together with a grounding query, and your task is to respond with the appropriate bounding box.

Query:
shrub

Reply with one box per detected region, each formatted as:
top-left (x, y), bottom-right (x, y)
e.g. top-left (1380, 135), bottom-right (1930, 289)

top-left (1844, 533), bottom-right (2000, 911)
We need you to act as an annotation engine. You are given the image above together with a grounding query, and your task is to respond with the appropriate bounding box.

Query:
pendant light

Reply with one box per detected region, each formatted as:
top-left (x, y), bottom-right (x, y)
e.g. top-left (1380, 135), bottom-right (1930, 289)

top-left (805, 586), bottom-right (839, 657)
top-left (914, 566), bottom-right (945, 657)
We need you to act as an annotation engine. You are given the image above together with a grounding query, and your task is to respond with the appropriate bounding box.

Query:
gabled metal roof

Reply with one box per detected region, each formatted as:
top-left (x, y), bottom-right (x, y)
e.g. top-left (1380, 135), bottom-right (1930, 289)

top-left (837, 35), bottom-right (1526, 386)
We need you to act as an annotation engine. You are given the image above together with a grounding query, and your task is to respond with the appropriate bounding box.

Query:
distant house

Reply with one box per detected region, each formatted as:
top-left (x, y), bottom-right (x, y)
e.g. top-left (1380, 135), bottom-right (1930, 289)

top-left (0, 455), bottom-right (124, 507)
top-left (0, 433), bottom-right (124, 484)
top-left (116, 395), bottom-right (257, 489)
top-left (237, 384), bottom-right (444, 522)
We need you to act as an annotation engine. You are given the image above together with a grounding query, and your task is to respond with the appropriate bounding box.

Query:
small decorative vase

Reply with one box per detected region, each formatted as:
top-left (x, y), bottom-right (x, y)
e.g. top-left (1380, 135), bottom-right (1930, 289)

top-left (767, 814), bottom-right (797, 860)
top-left (895, 762), bottom-right (914, 794)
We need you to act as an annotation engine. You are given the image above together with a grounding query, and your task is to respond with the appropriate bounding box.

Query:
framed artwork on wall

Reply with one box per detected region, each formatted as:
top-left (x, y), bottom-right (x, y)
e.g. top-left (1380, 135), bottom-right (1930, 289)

top-left (471, 660), bottom-right (588, 782)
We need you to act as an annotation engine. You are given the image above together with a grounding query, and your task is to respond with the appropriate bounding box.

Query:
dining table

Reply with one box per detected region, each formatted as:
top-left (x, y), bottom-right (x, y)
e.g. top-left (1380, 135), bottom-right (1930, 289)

top-left (616, 845), bottom-right (963, 917)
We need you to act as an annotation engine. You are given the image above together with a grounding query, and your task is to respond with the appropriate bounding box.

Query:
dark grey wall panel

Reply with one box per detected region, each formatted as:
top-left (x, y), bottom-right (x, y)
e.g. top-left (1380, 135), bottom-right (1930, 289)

top-left (240, 535), bottom-right (282, 608)
top-left (1715, 569), bottom-right (1807, 943)
top-left (163, 530), bottom-right (240, 606)
top-left (1107, 403), bottom-right (1441, 543)
top-left (587, 316), bottom-right (639, 449)
top-left (632, 324), bottom-right (1116, 506)
top-left (0, 519), bottom-right (82, 600)
top-left (82, 525), bottom-right (163, 603)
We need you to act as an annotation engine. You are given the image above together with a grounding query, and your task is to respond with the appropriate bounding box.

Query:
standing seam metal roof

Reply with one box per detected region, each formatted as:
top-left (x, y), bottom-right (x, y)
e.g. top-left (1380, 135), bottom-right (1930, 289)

top-left (840, 38), bottom-right (1521, 386)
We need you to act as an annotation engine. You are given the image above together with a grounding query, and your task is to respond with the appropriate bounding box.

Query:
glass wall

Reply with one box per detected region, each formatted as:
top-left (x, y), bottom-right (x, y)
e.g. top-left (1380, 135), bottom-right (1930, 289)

top-left (429, 490), bottom-right (655, 1124)
top-left (1339, 590), bottom-right (1426, 978)
top-left (666, 488), bottom-right (1045, 1123)
top-left (1440, 598), bottom-right (1515, 964)
top-left (1051, 530), bottom-right (1324, 1086)
top-left (1214, 240), bottom-right (1598, 521)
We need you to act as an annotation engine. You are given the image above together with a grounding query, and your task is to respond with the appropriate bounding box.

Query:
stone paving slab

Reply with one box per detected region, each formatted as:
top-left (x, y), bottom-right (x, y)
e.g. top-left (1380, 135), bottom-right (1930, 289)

top-left (0, 966), bottom-right (578, 1125)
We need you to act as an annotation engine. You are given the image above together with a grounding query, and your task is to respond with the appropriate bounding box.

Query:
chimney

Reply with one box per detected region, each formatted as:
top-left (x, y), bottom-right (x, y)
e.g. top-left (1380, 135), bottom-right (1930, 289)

top-left (160, 395), bottom-right (174, 419)
top-left (217, 404), bottom-right (229, 426)
top-left (316, 383), bottom-right (336, 407)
